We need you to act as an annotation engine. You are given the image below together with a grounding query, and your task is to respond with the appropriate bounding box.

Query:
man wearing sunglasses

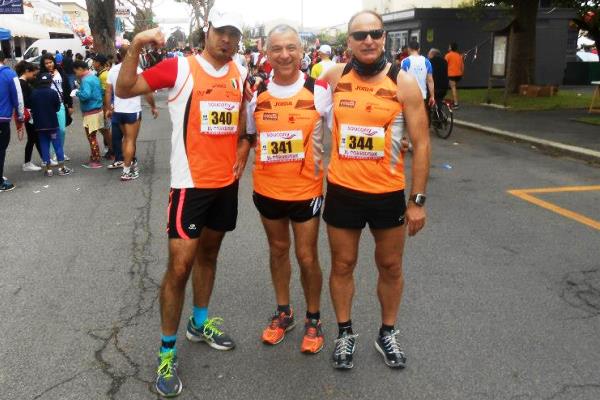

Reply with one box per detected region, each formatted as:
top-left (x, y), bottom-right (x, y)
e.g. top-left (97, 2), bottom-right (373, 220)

top-left (321, 10), bottom-right (430, 370)
top-left (116, 6), bottom-right (251, 398)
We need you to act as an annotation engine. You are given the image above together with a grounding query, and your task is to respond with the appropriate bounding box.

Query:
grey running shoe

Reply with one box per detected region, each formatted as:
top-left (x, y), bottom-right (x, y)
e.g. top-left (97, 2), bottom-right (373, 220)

top-left (155, 350), bottom-right (182, 398)
top-left (58, 166), bottom-right (72, 176)
top-left (374, 330), bottom-right (407, 368)
top-left (120, 170), bottom-right (139, 181)
top-left (332, 332), bottom-right (358, 369)
top-left (186, 317), bottom-right (235, 351)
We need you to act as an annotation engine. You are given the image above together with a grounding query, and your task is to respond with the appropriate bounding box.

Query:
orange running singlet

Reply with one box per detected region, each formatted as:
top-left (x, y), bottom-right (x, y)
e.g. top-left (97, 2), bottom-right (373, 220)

top-left (253, 78), bottom-right (324, 201)
top-left (328, 65), bottom-right (405, 194)
top-left (184, 56), bottom-right (243, 188)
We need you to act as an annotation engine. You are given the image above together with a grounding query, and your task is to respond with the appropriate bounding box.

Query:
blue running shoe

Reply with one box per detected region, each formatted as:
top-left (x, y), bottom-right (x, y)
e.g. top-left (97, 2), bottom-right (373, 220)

top-left (155, 350), bottom-right (182, 398)
top-left (186, 316), bottom-right (235, 351)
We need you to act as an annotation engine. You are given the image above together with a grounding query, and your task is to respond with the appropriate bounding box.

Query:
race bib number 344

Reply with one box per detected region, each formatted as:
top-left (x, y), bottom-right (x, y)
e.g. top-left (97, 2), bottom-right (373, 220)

top-left (339, 124), bottom-right (385, 159)
top-left (260, 130), bottom-right (304, 163)
top-left (200, 101), bottom-right (239, 135)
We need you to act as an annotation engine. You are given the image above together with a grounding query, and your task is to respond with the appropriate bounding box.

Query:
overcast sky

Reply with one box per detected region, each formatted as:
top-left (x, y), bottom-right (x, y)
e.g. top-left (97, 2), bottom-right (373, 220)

top-left (153, 0), bottom-right (363, 33)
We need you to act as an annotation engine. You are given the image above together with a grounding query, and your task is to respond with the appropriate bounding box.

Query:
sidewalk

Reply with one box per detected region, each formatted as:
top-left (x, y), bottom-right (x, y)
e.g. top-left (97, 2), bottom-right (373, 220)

top-left (454, 105), bottom-right (600, 162)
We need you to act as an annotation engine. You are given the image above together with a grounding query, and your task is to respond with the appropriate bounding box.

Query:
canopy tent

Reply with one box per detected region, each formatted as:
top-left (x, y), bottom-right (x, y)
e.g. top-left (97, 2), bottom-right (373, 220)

top-left (0, 28), bottom-right (10, 41)
top-left (0, 16), bottom-right (49, 39)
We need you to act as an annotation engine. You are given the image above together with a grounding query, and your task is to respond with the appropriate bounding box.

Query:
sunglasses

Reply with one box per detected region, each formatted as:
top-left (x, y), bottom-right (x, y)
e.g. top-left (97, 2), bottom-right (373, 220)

top-left (350, 29), bottom-right (385, 41)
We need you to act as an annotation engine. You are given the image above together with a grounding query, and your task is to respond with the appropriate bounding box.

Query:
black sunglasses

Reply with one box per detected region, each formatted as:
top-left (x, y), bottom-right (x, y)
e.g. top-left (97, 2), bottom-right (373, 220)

top-left (350, 29), bottom-right (385, 41)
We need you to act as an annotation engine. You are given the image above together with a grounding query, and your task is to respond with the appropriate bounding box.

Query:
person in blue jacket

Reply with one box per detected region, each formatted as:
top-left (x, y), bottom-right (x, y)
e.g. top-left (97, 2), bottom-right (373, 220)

top-left (0, 50), bottom-right (25, 192)
top-left (73, 60), bottom-right (104, 169)
top-left (29, 73), bottom-right (72, 177)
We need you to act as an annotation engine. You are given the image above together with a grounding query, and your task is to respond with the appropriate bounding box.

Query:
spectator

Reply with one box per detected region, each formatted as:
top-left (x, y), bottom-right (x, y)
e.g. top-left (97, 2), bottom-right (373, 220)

top-left (29, 73), bottom-right (71, 177)
top-left (63, 49), bottom-right (76, 90)
top-left (0, 50), bottom-right (25, 191)
top-left (428, 48), bottom-right (449, 103)
top-left (395, 45), bottom-right (409, 65)
top-left (401, 40), bottom-right (435, 109)
top-left (73, 60), bottom-right (103, 169)
top-left (15, 60), bottom-right (42, 171)
top-left (445, 42), bottom-right (464, 109)
top-left (39, 53), bottom-right (73, 163)
top-left (310, 44), bottom-right (335, 79)
top-left (55, 50), bottom-right (63, 66)
top-left (92, 54), bottom-right (113, 159)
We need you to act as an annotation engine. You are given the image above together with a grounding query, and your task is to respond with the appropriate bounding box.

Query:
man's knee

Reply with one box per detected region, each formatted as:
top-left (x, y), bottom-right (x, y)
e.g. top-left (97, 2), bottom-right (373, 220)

top-left (269, 238), bottom-right (290, 260)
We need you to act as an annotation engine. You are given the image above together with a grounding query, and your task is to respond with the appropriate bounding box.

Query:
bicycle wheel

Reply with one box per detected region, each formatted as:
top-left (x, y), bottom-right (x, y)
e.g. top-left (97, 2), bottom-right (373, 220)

top-left (435, 102), bottom-right (454, 139)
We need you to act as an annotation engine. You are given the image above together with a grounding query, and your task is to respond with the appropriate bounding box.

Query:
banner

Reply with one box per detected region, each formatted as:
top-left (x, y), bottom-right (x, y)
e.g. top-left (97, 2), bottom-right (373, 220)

top-left (0, 0), bottom-right (23, 14)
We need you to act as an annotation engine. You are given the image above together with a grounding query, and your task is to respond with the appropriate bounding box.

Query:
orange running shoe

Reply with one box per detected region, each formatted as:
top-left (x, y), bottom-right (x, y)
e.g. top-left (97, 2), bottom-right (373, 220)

top-left (262, 310), bottom-right (295, 345)
top-left (301, 318), bottom-right (324, 354)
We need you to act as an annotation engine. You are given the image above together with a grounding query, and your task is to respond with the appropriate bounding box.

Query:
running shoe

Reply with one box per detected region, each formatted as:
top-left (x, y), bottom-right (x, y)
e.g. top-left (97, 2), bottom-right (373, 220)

top-left (301, 318), bottom-right (324, 354)
top-left (107, 161), bottom-right (124, 169)
top-left (22, 162), bottom-right (42, 172)
top-left (44, 170), bottom-right (54, 177)
top-left (332, 332), bottom-right (358, 369)
top-left (186, 317), bottom-right (235, 350)
top-left (262, 309), bottom-right (295, 345)
top-left (374, 330), bottom-right (407, 368)
top-left (120, 170), bottom-right (139, 181)
top-left (63, 154), bottom-right (70, 161)
top-left (0, 180), bottom-right (15, 192)
top-left (81, 162), bottom-right (103, 169)
top-left (58, 166), bottom-right (73, 176)
top-left (155, 350), bottom-right (182, 398)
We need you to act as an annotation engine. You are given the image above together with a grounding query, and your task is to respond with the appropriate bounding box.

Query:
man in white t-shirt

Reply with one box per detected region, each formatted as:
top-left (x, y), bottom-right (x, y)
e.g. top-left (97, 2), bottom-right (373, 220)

top-left (105, 44), bottom-right (158, 180)
top-left (115, 7), bottom-right (251, 398)
top-left (401, 40), bottom-right (435, 108)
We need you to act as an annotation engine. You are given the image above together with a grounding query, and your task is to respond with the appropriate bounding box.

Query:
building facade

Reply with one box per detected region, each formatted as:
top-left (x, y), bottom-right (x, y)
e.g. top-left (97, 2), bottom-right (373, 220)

top-left (363, 0), bottom-right (475, 14)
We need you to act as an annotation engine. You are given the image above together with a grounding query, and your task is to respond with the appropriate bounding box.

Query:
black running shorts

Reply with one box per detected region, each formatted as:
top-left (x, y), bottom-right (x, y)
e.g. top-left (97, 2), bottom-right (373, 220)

top-left (167, 181), bottom-right (239, 239)
top-left (322, 181), bottom-right (406, 229)
top-left (253, 191), bottom-right (323, 223)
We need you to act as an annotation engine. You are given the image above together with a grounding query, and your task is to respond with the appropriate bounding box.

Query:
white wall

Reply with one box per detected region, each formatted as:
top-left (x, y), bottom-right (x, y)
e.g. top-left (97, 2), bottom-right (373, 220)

top-left (362, 0), bottom-right (473, 13)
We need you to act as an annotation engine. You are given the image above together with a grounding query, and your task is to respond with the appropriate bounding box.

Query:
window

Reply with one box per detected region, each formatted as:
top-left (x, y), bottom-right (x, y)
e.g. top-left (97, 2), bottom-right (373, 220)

top-left (388, 30), bottom-right (409, 55)
top-left (410, 30), bottom-right (420, 44)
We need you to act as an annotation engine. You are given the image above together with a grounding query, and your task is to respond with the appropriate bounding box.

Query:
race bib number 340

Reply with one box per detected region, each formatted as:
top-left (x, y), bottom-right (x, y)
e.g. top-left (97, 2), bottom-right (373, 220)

top-left (200, 101), bottom-right (239, 135)
top-left (260, 130), bottom-right (304, 163)
top-left (339, 124), bottom-right (385, 159)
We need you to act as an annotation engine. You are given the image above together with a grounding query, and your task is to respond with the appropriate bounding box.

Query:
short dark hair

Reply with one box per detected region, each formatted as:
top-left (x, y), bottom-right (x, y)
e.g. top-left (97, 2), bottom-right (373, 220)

top-left (73, 60), bottom-right (89, 70)
top-left (450, 42), bottom-right (458, 51)
top-left (66, 49), bottom-right (73, 56)
top-left (408, 40), bottom-right (420, 50)
top-left (0, 50), bottom-right (5, 62)
top-left (15, 60), bottom-right (38, 76)
top-left (347, 10), bottom-right (384, 33)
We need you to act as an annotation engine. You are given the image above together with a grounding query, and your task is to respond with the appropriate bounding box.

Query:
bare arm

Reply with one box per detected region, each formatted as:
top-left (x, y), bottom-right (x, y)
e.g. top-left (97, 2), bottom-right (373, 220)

top-left (116, 28), bottom-right (165, 98)
top-left (397, 70), bottom-right (431, 236)
top-left (104, 83), bottom-right (113, 115)
top-left (427, 73), bottom-right (435, 100)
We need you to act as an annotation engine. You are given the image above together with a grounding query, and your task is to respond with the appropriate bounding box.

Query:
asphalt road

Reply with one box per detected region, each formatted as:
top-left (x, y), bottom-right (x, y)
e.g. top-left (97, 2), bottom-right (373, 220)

top-left (1, 97), bottom-right (599, 400)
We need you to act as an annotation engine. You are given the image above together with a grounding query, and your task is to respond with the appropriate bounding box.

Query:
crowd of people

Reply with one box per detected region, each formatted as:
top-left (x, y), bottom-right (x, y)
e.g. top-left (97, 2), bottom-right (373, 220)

top-left (0, 44), bottom-right (159, 191)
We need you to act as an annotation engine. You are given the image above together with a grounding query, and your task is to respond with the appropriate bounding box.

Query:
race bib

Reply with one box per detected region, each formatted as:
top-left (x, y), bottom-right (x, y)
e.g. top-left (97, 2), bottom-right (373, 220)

top-left (260, 130), bottom-right (305, 163)
top-left (200, 101), bottom-right (239, 135)
top-left (338, 124), bottom-right (385, 159)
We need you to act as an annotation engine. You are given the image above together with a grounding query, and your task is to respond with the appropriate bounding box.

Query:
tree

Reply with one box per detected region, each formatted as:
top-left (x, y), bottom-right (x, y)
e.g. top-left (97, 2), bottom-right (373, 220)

top-left (117, 0), bottom-right (158, 35)
top-left (472, 0), bottom-right (539, 92)
top-left (167, 28), bottom-right (187, 49)
top-left (553, 0), bottom-right (600, 52)
top-left (85, 0), bottom-right (116, 56)
top-left (174, 0), bottom-right (215, 47)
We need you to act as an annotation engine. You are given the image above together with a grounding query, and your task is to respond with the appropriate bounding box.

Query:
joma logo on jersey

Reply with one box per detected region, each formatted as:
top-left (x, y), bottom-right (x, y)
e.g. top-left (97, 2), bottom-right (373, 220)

top-left (356, 86), bottom-right (373, 92)
top-left (212, 83), bottom-right (226, 89)
top-left (339, 100), bottom-right (356, 108)
top-left (275, 101), bottom-right (293, 107)
top-left (263, 113), bottom-right (278, 121)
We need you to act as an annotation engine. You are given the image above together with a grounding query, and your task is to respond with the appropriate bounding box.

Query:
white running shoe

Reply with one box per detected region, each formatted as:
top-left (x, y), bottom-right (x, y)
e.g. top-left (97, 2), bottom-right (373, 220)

top-left (22, 162), bottom-right (42, 172)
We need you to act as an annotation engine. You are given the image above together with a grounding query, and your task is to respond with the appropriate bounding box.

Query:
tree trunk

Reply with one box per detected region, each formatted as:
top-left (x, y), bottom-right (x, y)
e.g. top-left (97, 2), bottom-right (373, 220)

top-left (506, 0), bottom-right (538, 93)
top-left (85, 0), bottom-right (116, 56)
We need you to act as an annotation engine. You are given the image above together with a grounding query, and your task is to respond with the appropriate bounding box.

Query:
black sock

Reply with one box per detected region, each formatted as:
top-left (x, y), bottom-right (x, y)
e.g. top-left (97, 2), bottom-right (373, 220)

top-left (380, 324), bottom-right (395, 336)
top-left (277, 304), bottom-right (291, 315)
top-left (338, 320), bottom-right (353, 336)
top-left (306, 311), bottom-right (320, 321)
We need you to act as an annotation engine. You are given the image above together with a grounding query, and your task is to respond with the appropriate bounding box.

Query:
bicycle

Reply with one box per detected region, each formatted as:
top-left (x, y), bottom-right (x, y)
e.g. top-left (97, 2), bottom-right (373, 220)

top-left (429, 99), bottom-right (454, 139)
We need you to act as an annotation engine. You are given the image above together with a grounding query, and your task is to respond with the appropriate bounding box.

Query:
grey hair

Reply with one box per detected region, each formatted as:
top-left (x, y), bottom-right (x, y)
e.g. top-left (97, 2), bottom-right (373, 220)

top-left (266, 24), bottom-right (301, 50)
top-left (428, 48), bottom-right (440, 56)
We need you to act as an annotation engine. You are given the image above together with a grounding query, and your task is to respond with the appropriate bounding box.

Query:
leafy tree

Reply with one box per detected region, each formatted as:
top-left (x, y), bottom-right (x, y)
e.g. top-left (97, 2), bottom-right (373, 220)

top-left (174, 0), bottom-right (215, 47)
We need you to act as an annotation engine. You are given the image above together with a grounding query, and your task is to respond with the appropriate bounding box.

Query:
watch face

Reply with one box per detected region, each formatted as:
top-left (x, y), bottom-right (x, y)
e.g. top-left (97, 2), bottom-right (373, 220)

top-left (412, 194), bottom-right (426, 206)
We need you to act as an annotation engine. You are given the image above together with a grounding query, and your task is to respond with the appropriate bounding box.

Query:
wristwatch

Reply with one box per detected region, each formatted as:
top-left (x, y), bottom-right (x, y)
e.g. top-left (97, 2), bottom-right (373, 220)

top-left (409, 193), bottom-right (426, 207)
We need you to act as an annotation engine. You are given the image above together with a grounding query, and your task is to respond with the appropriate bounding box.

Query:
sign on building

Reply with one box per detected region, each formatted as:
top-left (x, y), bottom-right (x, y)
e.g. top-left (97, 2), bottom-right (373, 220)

top-left (115, 7), bottom-right (131, 17)
top-left (0, 0), bottom-right (24, 14)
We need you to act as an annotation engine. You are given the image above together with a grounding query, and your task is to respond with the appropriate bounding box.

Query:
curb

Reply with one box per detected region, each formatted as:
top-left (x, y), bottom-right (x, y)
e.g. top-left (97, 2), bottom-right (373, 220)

top-left (454, 119), bottom-right (600, 163)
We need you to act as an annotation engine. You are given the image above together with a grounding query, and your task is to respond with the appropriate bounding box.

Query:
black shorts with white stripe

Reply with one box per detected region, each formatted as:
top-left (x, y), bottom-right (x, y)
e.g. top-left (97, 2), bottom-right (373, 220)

top-left (252, 191), bottom-right (323, 223)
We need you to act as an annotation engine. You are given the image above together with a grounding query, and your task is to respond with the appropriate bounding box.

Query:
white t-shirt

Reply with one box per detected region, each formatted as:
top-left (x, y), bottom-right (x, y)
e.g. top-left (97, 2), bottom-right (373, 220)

top-left (401, 55), bottom-right (433, 99)
top-left (107, 63), bottom-right (144, 113)
top-left (246, 73), bottom-right (333, 135)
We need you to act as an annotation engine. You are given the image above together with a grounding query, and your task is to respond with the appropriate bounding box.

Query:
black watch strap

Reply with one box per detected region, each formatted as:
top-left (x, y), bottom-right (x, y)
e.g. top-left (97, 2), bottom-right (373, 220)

top-left (409, 193), bottom-right (426, 206)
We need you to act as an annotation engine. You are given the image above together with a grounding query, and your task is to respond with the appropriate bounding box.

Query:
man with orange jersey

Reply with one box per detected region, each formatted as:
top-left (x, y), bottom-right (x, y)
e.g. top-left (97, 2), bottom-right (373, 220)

top-left (116, 7), bottom-right (251, 398)
top-left (246, 25), bottom-right (332, 354)
top-left (445, 42), bottom-right (464, 109)
top-left (321, 10), bottom-right (430, 370)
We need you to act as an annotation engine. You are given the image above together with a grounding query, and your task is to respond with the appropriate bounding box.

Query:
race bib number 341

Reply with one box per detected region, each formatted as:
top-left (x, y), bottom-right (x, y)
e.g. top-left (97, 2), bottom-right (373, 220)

top-left (260, 130), bottom-right (304, 163)
top-left (339, 124), bottom-right (385, 159)
top-left (200, 101), bottom-right (239, 135)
